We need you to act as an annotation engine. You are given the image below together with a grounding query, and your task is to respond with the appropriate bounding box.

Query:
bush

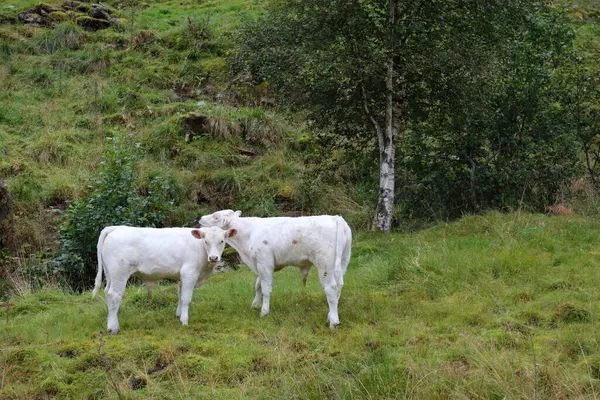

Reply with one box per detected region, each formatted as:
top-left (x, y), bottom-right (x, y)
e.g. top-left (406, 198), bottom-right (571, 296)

top-left (54, 134), bottom-right (172, 291)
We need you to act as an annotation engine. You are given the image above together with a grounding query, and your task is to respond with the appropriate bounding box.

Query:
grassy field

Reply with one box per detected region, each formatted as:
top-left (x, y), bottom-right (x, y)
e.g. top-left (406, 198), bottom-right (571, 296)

top-left (2, 212), bottom-right (600, 399)
top-left (2, 1), bottom-right (600, 398)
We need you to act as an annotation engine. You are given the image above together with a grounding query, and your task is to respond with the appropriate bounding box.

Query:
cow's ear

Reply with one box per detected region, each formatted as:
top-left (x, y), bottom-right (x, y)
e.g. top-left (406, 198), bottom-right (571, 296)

top-left (226, 228), bottom-right (238, 238)
top-left (234, 210), bottom-right (242, 217)
top-left (191, 229), bottom-right (205, 240)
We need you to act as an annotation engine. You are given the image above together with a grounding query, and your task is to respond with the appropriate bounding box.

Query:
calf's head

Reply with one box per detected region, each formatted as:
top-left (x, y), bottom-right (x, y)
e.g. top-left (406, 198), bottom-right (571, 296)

top-left (198, 209), bottom-right (242, 229)
top-left (191, 226), bottom-right (237, 264)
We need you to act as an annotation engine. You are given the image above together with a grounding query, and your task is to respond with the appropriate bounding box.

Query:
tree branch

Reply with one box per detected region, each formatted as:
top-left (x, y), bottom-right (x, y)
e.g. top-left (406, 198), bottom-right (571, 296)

top-left (360, 82), bottom-right (384, 154)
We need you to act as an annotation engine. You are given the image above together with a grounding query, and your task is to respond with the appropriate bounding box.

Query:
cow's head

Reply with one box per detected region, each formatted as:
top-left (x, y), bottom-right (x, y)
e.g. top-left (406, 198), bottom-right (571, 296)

top-left (191, 227), bottom-right (238, 264)
top-left (198, 209), bottom-right (242, 229)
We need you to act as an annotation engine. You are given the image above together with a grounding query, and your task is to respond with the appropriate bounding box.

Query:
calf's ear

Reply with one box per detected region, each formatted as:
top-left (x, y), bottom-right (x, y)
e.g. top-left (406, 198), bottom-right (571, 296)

top-left (234, 210), bottom-right (242, 217)
top-left (226, 228), bottom-right (238, 238)
top-left (191, 229), bottom-right (205, 240)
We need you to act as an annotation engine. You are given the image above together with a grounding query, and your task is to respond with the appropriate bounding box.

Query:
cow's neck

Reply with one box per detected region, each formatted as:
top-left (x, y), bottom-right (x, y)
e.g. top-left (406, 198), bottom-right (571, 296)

top-left (225, 218), bottom-right (253, 266)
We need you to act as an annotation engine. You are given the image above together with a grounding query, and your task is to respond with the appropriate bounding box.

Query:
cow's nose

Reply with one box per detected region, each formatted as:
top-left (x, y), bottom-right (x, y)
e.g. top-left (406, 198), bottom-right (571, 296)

top-left (209, 256), bottom-right (219, 263)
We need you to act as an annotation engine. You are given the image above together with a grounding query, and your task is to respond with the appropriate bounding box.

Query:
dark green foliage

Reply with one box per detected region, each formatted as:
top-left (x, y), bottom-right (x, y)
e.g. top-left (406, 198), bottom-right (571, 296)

top-left (399, 4), bottom-right (581, 218)
top-left (55, 134), bottom-right (172, 291)
top-left (562, 60), bottom-right (600, 188)
top-left (237, 1), bottom-right (584, 222)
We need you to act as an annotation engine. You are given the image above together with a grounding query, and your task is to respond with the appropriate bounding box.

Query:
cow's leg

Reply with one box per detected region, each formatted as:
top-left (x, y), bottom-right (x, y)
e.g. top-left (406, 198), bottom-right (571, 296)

top-left (144, 281), bottom-right (155, 296)
top-left (178, 269), bottom-right (200, 326)
top-left (338, 226), bottom-right (352, 301)
top-left (251, 276), bottom-right (262, 309)
top-left (176, 281), bottom-right (182, 318)
top-left (316, 263), bottom-right (340, 328)
top-left (105, 275), bottom-right (129, 335)
top-left (257, 266), bottom-right (274, 317)
top-left (300, 264), bottom-right (311, 287)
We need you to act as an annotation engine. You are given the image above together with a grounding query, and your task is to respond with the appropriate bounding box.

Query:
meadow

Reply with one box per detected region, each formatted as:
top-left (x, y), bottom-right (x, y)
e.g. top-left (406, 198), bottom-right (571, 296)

top-left (2, 212), bottom-right (600, 399)
top-left (2, 1), bottom-right (600, 398)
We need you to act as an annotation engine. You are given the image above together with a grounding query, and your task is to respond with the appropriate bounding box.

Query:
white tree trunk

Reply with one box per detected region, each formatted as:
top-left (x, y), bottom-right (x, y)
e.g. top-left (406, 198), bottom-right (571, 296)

top-left (376, 133), bottom-right (395, 232)
top-left (374, 0), bottom-right (397, 232)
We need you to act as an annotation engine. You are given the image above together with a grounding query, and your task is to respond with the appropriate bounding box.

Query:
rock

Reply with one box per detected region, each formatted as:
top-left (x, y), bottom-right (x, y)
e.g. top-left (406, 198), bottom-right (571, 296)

top-left (34, 3), bottom-right (59, 15)
top-left (18, 11), bottom-right (49, 27)
top-left (61, 1), bottom-right (83, 11)
top-left (17, 2), bottom-right (114, 29)
top-left (88, 5), bottom-right (111, 21)
top-left (0, 179), bottom-right (16, 255)
top-left (76, 15), bottom-right (111, 30)
top-left (180, 113), bottom-right (210, 140)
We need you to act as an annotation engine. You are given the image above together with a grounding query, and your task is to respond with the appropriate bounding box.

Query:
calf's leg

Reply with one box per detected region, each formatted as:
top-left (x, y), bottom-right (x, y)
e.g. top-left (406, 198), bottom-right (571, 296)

top-left (105, 275), bottom-right (129, 335)
top-left (178, 269), bottom-right (200, 325)
top-left (257, 266), bottom-right (274, 317)
top-left (316, 263), bottom-right (341, 328)
top-left (251, 276), bottom-right (262, 309)
top-left (176, 281), bottom-right (183, 318)
top-left (144, 281), bottom-right (155, 296)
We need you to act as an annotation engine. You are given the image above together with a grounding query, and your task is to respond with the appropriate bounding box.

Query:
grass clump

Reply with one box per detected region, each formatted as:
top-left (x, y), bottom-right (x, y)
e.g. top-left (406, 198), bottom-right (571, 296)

top-left (553, 303), bottom-right (591, 324)
top-left (36, 22), bottom-right (84, 53)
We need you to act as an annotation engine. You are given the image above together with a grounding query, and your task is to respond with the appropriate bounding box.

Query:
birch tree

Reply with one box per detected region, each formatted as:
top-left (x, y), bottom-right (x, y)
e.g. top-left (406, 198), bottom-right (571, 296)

top-left (237, 0), bottom-right (569, 230)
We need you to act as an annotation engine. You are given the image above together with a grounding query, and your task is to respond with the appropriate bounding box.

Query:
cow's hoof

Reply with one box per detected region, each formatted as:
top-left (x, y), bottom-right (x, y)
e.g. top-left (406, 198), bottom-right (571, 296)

top-left (328, 315), bottom-right (340, 329)
top-left (107, 328), bottom-right (119, 335)
top-left (260, 310), bottom-right (269, 317)
top-left (251, 300), bottom-right (261, 309)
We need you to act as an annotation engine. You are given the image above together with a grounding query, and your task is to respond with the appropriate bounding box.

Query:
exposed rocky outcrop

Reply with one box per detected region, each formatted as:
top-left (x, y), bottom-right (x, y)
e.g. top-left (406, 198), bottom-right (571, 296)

top-left (18, 2), bottom-right (115, 30)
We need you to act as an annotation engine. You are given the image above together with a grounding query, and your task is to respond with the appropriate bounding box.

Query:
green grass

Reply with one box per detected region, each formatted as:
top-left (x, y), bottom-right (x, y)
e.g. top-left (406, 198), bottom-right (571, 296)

top-left (2, 212), bottom-right (600, 398)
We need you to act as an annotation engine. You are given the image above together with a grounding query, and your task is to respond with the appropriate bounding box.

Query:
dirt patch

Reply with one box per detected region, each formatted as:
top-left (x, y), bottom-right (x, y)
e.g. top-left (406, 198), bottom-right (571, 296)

top-left (251, 357), bottom-right (272, 373)
top-left (129, 376), bottom-right (147, 390)
top-left (174, 84), bottom-right (200, 101)
top-left (147, 359), bottom-right (169, 375)
top-left (57, 348), bottom-right (80, 359)
top-left (0, 179), bottom-right (16, 259)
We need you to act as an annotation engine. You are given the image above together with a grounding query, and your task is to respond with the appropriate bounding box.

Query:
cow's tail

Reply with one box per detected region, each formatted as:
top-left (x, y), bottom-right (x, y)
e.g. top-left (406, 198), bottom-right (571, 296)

top-left (92, 226), bottom-right (117, 298)
top-left (333, 216), bottom-right (347, 289)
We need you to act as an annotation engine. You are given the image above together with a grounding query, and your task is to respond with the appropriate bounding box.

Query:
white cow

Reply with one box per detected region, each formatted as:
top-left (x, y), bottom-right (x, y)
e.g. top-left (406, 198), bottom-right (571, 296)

top-left (92, 225), bottom-right (237, 334)
top-left (198, 210), bottom-right (352, 328)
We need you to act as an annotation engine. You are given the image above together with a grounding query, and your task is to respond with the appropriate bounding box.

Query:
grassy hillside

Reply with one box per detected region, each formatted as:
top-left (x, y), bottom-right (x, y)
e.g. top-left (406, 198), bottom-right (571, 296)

top-left (0, 0), bottom-right (369, 263)
top-left (2, 212), bottom-right (600, 398)
top-left (0, 0), bottom-right (598, 255)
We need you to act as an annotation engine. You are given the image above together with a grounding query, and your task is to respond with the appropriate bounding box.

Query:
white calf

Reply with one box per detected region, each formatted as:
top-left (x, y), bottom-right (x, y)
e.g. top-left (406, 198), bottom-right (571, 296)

top-left (92, 226), bottom-right (236, 334)
top-left (198, 210), bottom-right (352, 327)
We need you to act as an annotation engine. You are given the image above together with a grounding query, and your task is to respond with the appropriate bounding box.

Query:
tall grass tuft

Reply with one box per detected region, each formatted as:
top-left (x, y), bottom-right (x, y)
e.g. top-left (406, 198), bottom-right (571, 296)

top-left (37, 22), bottom-right (84, 54)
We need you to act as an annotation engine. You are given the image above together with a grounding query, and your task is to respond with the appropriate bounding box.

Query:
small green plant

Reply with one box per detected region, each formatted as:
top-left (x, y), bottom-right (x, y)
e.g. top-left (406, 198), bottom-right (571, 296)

top-left (55, 133), bottom-right (172, 291)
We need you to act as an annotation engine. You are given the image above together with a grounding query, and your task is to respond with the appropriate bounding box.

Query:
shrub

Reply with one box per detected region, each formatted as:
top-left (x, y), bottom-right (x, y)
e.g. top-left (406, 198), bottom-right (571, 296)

top-left (54, 133), bottom-right (173, 291)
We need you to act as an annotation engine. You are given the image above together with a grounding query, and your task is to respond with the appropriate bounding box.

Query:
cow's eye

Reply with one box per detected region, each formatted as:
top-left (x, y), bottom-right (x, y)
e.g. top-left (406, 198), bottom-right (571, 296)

top-left (221, 240), bottom-right (224, 243)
